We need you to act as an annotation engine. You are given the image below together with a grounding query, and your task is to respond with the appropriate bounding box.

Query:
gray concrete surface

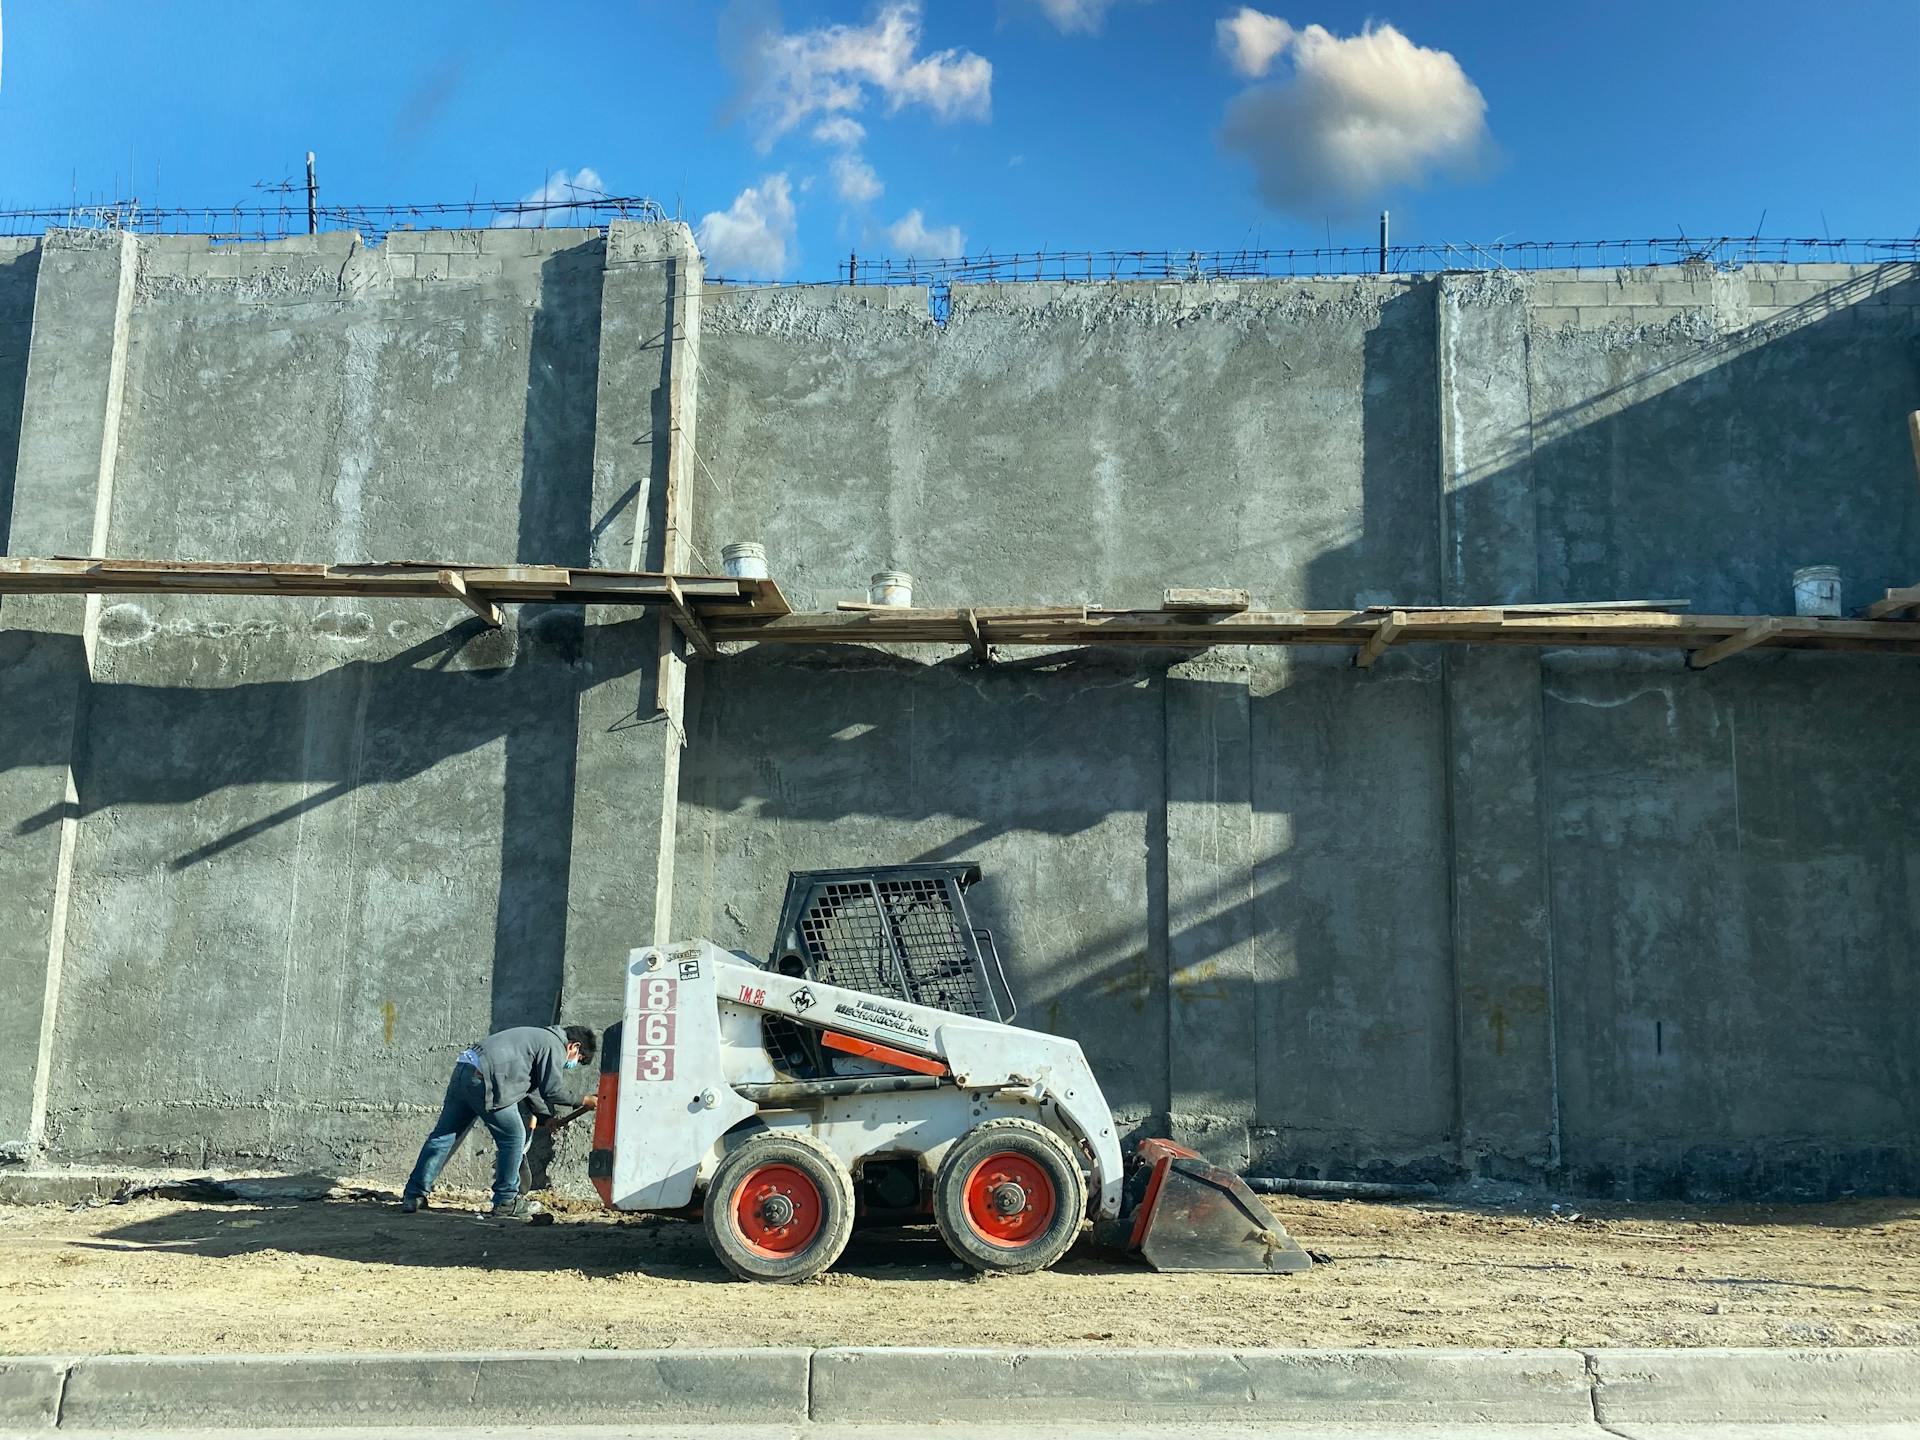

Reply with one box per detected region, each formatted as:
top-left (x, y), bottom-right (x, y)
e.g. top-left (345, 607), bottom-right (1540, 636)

top-left (0, 232), bottom-right (1916, 1200)
top-left (811, 1347), bottom-right (1595, 1425)
top-left (1591, 1346), bottom-right (1920, 1424)
top-left (0, 1347), bottom-right (1913, 1432)
top-left (29, 1428), bottom-right (1920, 1440)
top-left (53, 1350), bottom-right (808, 1430)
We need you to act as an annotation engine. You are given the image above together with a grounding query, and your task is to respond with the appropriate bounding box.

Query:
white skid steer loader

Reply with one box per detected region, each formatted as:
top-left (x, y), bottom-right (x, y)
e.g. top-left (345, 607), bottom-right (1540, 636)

top-left (584, 864), bottom-right (1314, 1282)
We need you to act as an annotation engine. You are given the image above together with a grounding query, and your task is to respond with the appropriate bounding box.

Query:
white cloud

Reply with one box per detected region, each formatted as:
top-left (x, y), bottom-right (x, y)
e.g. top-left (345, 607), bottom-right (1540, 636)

top-left (1027, 0), bottom-right (1121, 34)
top-left (811, 116), bottom-right (867, 147)
top-left (1216, 7), bottom-right (1292, 77)
top-left (831, 153), bottom-right (884, 205)
top-left (1218, 18), bottom-right (1491, 215)
top-left (730, 1), bottom-right (992, 147)
top-left (695, 173), bottom-right (797, 278)
top-left (495, 166), bottom-right (608, 227)
top-left (886, 208), bottom-right (966, 258)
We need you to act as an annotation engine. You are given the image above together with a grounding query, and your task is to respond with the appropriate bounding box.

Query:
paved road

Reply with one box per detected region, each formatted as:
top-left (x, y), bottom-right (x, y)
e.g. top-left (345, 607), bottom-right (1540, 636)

top-left (25, 1426), bottom-right (1920, 1439)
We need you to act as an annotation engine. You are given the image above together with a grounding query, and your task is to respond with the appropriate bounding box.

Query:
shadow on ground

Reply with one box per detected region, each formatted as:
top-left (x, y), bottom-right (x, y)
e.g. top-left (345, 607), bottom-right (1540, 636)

top-left (80, 1194), bottom-right (1146, 1283)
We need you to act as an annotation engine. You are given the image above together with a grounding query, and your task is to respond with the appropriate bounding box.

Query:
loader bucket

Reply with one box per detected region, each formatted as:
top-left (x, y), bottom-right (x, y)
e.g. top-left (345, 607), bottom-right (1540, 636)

top-left (1109, 1138), bottom-right (1313, 1273)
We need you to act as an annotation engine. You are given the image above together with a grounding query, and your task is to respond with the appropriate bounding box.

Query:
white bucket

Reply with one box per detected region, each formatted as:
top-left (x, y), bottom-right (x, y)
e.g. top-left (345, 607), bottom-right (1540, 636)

top-left (1792, 565), bottom-right (1841, 617)
top-left (721, 542), bottom-right (768, 580)
top-left (869, 570), bottom-right (914, 608)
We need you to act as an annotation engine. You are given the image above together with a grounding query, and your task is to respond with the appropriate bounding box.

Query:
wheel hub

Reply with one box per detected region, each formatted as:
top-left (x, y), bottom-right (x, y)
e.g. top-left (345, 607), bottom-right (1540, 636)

top-left (960, 1150), bottom-right (1059, 1249)
top-left (732, 1162), bottom-right (825, 1260)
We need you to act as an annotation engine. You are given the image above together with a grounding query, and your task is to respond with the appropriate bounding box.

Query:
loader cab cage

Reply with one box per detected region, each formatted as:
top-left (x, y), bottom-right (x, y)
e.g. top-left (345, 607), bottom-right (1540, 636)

top-left (770, 863), bottom-right (1015, 1024)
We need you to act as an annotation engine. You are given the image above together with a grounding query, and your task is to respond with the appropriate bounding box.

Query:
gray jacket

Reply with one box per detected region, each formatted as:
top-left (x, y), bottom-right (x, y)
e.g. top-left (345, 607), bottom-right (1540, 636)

top-left (465, 1025), bottom-right (575, 1116)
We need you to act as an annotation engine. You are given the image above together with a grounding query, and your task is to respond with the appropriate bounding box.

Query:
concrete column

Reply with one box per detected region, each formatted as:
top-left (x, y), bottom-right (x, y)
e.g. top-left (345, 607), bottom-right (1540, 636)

top-left (558, 223), bottom-right (704, 1028)
top-left (1435, 274), bottom-right (1559, 1180)
top-left (0, 231), bottom-right (136, 1153)
top-left (1162, 652), bottom-right (1257, 1170)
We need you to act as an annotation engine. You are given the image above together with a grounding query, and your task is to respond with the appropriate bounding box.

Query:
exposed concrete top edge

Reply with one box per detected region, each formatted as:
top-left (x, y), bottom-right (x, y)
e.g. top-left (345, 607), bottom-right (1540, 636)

top-left (704, 259), bottom-right (1910, 296)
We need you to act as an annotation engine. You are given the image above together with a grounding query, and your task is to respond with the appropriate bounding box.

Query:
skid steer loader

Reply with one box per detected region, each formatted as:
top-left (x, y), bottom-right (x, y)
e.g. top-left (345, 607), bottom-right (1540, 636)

top-left (585, 863), bottom-right (1313, 1282)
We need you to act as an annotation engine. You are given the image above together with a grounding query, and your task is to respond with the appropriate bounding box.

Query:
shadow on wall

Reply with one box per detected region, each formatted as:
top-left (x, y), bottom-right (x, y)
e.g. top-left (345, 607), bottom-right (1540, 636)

top-left (0, 244), bottom-right (43, 550)
top-left (493, 243), bottom-right (608, 1028)
top-left (0, 615), bottom-right (660, 1015)
top-left (0, 244), bottom-right (629, 1036)
top-left (3, 260), bottom-right (1917, 1197)
top-left (677, 266), bottom-right (1920, 1198)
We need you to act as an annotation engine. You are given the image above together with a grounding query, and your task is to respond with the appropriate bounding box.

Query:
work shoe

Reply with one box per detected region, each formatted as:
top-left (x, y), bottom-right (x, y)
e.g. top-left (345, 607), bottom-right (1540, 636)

top-left (400, 1195), bottom-right (428, 1213)
top-left (485, 1196), bottom-right (530, 1220)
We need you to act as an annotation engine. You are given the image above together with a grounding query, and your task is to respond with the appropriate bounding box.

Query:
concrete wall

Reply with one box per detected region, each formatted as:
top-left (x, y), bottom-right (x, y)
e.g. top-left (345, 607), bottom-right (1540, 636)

top-left (0, 225), bottom-right (696, 1176)
top-left (1, 235), bottom-right (1916, 1198)
top-left (685, 264), bottom-right (1920, 1196)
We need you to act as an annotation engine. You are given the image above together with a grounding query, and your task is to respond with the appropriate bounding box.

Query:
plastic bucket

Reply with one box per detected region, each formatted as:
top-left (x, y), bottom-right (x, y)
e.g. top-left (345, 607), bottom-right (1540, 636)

top-left (1792, 565), bottom-right (1841, 617)
top-left (869, 570), bottom-right (914, 608)
top-left (721, 542), bottom-right (768, 580)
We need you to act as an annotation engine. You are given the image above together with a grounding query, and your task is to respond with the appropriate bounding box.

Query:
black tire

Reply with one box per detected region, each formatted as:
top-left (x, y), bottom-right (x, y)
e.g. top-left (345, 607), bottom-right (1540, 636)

top-left (934, 1117), bottom-right (1089, 1274)
top-left (703, 1131), bottom-right (855, 1283)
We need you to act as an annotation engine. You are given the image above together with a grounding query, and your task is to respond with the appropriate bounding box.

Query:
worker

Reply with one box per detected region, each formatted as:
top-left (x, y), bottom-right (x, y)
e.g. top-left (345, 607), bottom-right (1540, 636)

top-left (401, 1024), bottom-right (599, 1218)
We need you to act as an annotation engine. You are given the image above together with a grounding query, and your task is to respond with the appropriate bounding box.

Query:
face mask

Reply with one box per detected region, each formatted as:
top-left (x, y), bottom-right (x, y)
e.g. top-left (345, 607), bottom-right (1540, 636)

top-left (564, 1058), bottom-right (580, 1071)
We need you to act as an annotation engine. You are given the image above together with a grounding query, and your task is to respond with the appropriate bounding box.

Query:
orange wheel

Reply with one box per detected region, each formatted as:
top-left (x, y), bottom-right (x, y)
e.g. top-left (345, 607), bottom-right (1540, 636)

top-left (962, 1151), bottom-right (1058, 1247)
top-left (935, 1118), bottom-right (1088, 1274)
top-left (732, 1163), bottom-right (824, 1259)
top-left (704, 1132), bottom-right (854, 1283)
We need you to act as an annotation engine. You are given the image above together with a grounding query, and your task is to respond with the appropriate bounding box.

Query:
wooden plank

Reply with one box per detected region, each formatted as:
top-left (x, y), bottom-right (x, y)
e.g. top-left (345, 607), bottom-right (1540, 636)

top-left (702, 607), bottom-right (1920, 657)
top-left (1368, 599), bottom-right (1690, 614)
top-left (1354, 610), bottom-right (1407, 669)
top-left (1865, 585), bottom-right (1920, 620)
top-left (460, 565), bottom-right (572, 587)
top-left (731, 576), bottom-right (792, 618)
top-left (98, 558), bottom-right (331, 576)
top-left (1688, 617), bottom-right (1785, 670)
top-left (960, 608), bottom-right (990, 664)
top-left (436, 569), bottom-right (502, 628)
top-left (1163, 587), bottom-right (1251, 614)
top-left (662, 577), bottom-right (718, 661)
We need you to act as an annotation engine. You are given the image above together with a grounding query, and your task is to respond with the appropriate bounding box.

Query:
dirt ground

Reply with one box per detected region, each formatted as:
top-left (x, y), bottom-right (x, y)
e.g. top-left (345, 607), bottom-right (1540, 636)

top-left (1, 1188), bottom-right (1914, 1355)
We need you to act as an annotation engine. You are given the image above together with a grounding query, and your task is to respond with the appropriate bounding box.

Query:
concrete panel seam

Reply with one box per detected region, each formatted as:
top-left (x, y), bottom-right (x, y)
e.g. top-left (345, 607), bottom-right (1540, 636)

top-left (0, 1355), bottom-right (71, 1430)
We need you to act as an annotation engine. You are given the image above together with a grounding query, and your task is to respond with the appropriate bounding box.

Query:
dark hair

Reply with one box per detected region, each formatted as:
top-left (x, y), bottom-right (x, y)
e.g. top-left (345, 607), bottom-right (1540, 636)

top-left (563, 1025), bottom-right (598, 1065)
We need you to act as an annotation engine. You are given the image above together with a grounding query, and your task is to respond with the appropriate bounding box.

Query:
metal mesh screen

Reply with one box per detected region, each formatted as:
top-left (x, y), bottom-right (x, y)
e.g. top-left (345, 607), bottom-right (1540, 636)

top-left (798, 877), bottom-right (989, 1019)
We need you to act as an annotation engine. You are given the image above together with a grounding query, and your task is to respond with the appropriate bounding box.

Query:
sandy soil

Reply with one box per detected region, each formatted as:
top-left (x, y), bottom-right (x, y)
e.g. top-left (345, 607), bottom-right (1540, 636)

top-left (1, 1188), bottom-right (1914, 1355)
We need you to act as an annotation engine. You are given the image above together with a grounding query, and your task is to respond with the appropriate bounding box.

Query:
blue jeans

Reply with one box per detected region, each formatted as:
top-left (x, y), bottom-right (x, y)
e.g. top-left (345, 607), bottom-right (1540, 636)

top-left (404, 1064), bottom-right (527, 1208)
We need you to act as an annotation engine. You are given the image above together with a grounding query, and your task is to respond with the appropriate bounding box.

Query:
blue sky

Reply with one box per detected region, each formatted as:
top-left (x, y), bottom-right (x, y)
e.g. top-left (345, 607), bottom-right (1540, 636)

top-left (0, 1), bottom-right (1913, 279)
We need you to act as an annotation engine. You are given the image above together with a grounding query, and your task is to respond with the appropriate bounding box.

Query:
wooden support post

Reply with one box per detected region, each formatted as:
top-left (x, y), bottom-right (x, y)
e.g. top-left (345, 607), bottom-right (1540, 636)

top-left (1909, 409), bottom-right (1920, 491)
top-left (960, 608), bottom-right (990, 665)
top-left (1688, 616), bottom-right (1784, 669)
top-left (436, 569), bottom-right (501, 627)
top-left (1354, 609), bottom-right (1406, 669)
top-left (663, 576), bottom-right (718, 660)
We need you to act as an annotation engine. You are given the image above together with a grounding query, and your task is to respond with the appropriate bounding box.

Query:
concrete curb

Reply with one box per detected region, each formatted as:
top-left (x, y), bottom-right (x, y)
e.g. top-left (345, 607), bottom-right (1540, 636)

top-left (1591, 1346), bottom-right (1920, 1424)
top-left (0, 1346), bottom-right (1911, 1429)
top-left (811, 1347), bottom-right (1593, 1424)
top-left (0, 1359), bottom-right (68, 1429)
top-left (53, 1350), bottom-right (809, 1430)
